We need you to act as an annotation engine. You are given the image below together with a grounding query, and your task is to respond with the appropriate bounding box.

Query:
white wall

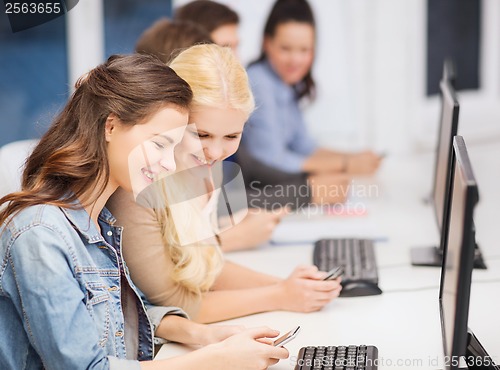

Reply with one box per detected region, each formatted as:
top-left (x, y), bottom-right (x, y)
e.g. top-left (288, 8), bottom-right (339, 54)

top-left (66, 0), bottom-right (104, 91)
top-left (177, 0), bottom-right (500, 154)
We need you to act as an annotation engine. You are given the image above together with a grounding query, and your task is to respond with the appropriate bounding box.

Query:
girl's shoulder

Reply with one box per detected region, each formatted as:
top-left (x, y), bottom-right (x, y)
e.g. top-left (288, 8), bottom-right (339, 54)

top-left (247, 60), bottom-right (272, 80)
top-left (247, 60), bottom-right (286, 94)
top-left (3, 203), bottom-right (64, 233)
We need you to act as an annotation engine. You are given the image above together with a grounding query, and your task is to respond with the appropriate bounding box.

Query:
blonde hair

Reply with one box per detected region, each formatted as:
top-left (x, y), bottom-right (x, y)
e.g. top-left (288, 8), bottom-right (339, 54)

top-left (155, 44), bottom-right (254, 296)
top-left (152, 177), bottom-right (222, 296)
top-left (169, 43), bottom-right (255, 118)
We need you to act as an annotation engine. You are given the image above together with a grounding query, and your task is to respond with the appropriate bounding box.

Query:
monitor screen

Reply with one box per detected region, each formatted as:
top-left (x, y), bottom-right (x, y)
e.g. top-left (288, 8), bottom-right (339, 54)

top-left (432, 79), bottom-right (460, 233)
top-left (439, 136), bottom-right (479, 370)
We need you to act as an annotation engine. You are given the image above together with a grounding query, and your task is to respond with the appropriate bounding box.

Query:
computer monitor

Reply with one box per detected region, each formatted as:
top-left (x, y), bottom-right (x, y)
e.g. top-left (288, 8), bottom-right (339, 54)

top-left (439, 136), bottom-right (498, 370)
top-left (432, 79), bottom-right (459, 233)
top-left (442, 58), bottom-right (456, 88)
top-left (410, 79), bottom-right (460, 266)
top-left (411, 59), bottom-right (486, 268)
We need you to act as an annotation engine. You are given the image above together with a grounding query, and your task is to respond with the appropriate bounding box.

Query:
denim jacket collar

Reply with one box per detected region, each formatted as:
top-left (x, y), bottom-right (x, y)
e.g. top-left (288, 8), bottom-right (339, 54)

top-left (60, 201), bottom-right (117, 244)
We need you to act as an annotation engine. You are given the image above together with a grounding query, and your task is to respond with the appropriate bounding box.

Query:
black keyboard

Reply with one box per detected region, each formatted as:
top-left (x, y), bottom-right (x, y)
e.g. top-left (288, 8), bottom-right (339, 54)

top-left (294, 345), bottom-right (378, 370)
top-left (313, 238), bottom-right (382, 297)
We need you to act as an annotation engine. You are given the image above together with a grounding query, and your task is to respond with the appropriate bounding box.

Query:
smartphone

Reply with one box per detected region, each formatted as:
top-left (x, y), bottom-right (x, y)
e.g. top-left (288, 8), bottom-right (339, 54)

top-left (273, 326), bottom-right (301, 347)
top-left (323, 266), bottom-right (344, 281)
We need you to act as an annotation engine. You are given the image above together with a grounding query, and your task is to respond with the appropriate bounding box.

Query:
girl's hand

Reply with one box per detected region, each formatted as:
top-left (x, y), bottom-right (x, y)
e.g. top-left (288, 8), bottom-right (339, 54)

top-left (206, 327), bottom-right (289, 370)
top-left (277, 265), bottom-right (342, 312)
top-left (199, 324), bottom-right (247, 346)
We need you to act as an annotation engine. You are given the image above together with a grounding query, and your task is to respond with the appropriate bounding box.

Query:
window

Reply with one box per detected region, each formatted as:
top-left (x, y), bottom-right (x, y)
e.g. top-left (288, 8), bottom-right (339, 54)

top-left (104, 0), bottom-right (172, 56)
top-left (426, 0), bottom-right (481, 95)
top-left (0, 14), bottom-right (67, 146)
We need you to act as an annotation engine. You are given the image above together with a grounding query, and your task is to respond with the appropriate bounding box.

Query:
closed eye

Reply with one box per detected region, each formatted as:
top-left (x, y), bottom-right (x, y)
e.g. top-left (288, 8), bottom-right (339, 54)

top-left (190, 131), bottom-right (210, 139)
top-left (152, 141), bottom-right (166, 149)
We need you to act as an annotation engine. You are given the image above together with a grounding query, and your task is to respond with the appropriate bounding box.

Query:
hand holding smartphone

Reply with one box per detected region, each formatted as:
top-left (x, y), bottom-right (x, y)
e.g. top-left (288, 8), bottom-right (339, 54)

top-left (272, 326), bottom-right (301, 347)
top-left (323, 266), bottom-right (343, 281)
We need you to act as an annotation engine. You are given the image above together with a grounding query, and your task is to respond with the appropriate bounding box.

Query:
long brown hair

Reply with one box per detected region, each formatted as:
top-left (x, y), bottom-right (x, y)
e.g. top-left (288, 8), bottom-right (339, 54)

top-left (0, 54), bottom-right (192, 225)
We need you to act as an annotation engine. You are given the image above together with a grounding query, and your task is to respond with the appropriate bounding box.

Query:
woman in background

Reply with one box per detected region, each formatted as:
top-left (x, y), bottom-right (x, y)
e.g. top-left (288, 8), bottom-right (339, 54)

top-left (107, 44), bottom-right (342, 325)
top-left (135, 17), bottom-right (212, 63)
top-left (174, 0), bottom-right (240, 54)
top-left (240, 0), bottom-right (382, 204)
top-left (0, 54), bottom-right (287, 370)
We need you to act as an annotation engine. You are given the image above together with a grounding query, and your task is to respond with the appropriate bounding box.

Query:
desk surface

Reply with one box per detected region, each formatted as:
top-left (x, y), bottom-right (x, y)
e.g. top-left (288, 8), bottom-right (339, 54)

top-left (156, 141), bottom-right (500, 369)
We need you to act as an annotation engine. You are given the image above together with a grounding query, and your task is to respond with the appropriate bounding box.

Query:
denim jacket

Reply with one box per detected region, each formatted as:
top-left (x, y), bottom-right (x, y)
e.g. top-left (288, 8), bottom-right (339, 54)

top-left (0, 203), bottom-right (186, 370)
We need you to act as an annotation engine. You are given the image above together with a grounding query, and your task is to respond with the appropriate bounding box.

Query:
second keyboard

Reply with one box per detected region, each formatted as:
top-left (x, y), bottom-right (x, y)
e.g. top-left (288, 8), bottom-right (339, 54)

top-left (313, 238), bottom-right (382, 297)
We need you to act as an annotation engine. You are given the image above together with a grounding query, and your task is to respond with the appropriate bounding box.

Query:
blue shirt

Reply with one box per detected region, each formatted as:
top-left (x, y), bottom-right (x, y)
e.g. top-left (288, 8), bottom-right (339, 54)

top-left (242, 59), bottom-right (317, 173)
top-left (0, 202), bottom-right (186, 370)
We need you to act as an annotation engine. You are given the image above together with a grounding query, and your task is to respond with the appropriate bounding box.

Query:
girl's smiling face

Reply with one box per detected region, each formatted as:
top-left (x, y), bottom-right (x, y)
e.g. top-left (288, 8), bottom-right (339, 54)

top-left (106, 105), bottom-right (188, 196)
top-left (175, 106), bottom-right (246, 170)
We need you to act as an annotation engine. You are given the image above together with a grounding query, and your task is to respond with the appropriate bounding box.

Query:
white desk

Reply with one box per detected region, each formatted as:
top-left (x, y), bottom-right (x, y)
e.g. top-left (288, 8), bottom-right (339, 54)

top-left (156, 141), bottom-right (500, 369)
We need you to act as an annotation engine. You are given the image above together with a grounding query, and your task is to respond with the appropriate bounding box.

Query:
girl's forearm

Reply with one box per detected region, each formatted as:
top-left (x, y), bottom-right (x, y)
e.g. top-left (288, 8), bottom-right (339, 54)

top-left (195, 285), bottom-right (283, 323)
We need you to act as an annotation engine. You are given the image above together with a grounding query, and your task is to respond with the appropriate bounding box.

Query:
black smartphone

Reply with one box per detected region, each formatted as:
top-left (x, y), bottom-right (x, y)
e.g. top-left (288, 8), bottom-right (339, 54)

top-left (323, 266), bottom-right (343, 280)
top-left (273, 326), bottom-right (301, 347)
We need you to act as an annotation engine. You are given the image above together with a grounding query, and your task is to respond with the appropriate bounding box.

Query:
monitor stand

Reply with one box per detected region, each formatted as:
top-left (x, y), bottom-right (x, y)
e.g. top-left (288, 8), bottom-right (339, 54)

top-left (410, 244), bottom-right (487, 269)
top-left (462, 330), bottom-right (500, 369)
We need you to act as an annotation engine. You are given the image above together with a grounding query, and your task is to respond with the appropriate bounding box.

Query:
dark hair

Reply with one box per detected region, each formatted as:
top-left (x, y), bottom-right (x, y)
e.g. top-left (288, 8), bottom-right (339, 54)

top-left (254, 0), bottom-right (316, 100)
top-left (136, 17), bottom-right (213, 63)
top-left (0, 54), bottom-right (193, 224)
top-left (174, 0), bottom-right (239, 33)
